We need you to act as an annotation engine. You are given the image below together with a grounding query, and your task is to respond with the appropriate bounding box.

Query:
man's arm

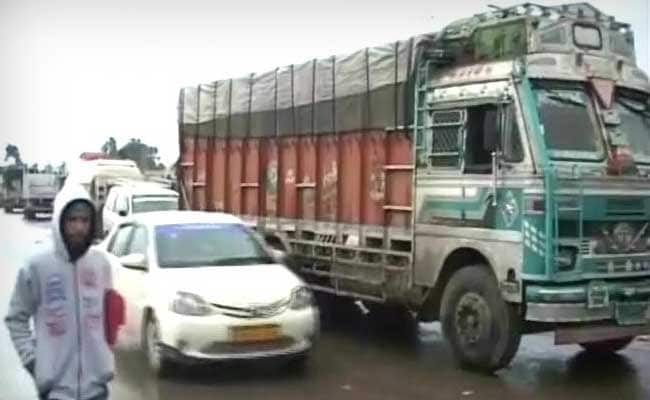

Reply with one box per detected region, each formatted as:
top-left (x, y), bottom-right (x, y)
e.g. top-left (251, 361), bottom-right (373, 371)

top-left (4, 266), bottom-right (38, 373)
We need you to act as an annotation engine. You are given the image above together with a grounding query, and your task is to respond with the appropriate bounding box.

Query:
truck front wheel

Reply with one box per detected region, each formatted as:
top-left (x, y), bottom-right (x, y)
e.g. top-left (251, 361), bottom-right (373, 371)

top-left (579, 337), bottom-right (634, 354)
top-left (440, 265), bottom-right (521, 373)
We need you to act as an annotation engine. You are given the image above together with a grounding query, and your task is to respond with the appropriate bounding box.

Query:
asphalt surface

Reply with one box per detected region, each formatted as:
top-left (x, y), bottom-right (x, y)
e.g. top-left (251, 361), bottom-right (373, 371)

top-left (1, 211), bottom-right (649, 400)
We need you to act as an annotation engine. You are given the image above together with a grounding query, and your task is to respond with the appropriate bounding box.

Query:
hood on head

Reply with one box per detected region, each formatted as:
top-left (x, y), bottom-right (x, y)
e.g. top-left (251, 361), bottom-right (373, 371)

top-left (52, 183), bottom-right (96, 261)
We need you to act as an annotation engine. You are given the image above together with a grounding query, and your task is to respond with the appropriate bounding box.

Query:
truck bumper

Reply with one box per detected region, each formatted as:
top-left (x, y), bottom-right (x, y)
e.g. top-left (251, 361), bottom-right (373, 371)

top-left (525, 279), bottom-right (650, 325)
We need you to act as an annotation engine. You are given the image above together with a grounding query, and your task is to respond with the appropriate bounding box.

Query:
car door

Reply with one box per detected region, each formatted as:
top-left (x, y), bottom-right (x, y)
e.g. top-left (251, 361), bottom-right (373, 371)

top-left (106, 224), bottom-right (138, 343)
top-left (103, 189), bottom-right (121, 236)
top-left (121, 224), bottom-right (150, 341)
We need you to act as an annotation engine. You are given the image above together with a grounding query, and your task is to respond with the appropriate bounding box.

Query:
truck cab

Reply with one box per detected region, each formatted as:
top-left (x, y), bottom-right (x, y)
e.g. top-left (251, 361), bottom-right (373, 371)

top-left (412, 2), bottom-right (650, 370)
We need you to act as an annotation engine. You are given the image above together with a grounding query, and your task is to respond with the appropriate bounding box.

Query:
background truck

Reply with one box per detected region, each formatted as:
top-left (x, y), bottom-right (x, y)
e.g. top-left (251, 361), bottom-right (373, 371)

top-left (22, 172), bottom-right (59, 219)
top-left (2, 166), bottom-right (26, 213)
top-left (176, 3), bottom-right (650, 372)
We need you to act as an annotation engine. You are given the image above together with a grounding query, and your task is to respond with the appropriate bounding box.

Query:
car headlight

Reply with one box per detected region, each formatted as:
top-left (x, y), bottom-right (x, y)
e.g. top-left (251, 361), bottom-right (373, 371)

top-left (170, 291), bottom-right (216, 316)
top-left (289, 286), bottom-right (314, 310)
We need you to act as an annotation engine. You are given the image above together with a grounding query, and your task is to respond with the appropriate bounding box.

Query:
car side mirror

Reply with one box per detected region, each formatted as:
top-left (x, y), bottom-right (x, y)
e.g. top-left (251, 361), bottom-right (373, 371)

top-left (118, 209), bottom-right (128, 217)
top-left (269, 248), bottom-right (288, 264)
top-left (119, 253), bottom-right (147, 270)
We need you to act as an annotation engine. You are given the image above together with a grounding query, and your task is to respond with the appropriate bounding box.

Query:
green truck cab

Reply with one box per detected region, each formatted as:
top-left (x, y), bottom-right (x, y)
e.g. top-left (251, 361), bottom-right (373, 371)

top-left (411, 3), bottom-right (650, 370)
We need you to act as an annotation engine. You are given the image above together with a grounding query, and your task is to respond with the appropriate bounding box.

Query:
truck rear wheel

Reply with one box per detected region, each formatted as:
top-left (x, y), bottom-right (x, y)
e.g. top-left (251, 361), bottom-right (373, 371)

top-left (579, 337), bottom-right (634, 354)
top-left (440, 265), bottom-right (521, 373)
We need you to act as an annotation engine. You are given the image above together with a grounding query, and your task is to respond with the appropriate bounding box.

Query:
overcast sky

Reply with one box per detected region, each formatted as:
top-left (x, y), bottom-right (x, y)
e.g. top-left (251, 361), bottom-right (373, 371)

top-left (1, 0), bottom-right (648, 168)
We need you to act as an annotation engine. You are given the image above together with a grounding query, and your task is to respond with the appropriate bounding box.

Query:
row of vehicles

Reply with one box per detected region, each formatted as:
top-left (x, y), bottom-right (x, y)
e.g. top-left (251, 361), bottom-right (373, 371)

top-left (40, 2), bottom-right (649, 378)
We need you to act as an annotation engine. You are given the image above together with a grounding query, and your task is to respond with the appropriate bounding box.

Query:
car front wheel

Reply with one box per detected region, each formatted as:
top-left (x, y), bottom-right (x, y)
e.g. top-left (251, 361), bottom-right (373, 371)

top-left (143, 316), bottom-right (176, 378)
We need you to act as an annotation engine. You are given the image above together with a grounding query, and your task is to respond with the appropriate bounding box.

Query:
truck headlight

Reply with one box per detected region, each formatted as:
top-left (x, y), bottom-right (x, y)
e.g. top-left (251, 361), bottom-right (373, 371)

top-left (170, 291), bottom-right (216, 316)
top-left (289, 287), bottom-right (314, 310)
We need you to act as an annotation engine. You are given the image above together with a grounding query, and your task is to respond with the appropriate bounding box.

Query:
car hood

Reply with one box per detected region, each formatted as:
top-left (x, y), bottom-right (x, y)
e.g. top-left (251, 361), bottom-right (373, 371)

top-left (155, 263), bottom-right (303, 307)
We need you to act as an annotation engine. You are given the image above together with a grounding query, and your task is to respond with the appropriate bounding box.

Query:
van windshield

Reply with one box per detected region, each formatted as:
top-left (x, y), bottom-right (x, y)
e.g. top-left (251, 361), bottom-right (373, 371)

top-left (132, 196), bottom-right (179, 213)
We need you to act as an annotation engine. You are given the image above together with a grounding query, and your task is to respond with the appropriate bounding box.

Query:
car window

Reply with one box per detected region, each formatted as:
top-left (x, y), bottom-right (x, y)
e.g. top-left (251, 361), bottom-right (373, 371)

top-left (108, 225), bottom-right (134, 257)
top-left (128, 225), bottom-right (148, 255)
top-left (154, 223), bottom-right (273, 268)
top-left (104, 191), bottom-right (115, 212)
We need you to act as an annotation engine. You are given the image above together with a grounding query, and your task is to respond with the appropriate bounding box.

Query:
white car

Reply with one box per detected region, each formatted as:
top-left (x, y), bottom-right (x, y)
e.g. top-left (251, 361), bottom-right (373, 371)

top-left (102, 211), bottom-right (319, 377)
top-left (102, 183), bottom-right (179, 236)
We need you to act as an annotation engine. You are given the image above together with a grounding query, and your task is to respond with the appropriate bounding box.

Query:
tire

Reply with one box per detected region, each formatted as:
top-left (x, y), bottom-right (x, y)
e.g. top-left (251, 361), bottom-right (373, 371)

top-left (579, 337), bottom-right (634, 354)
top-left (286, 352), bottom-right (310, 373)
top-left (440, 265), bottom-right (522, 373)
top-left (143, 316), bottom-right (175, 378)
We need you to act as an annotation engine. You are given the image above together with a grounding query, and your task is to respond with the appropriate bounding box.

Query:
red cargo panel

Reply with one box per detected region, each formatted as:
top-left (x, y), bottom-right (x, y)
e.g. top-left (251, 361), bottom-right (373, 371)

top-left (242, 139), bottom-right (261, 216)
top-left (180, 137), bottom-right (195, 210)
top-left (362, 131), bottom-right (387, 226)
top-left (264, 142), bottom-right (279, 218)
top-left (317, 136), bottom-right (339, 222)
top-left (228, 140), bottom-right (243, 215)
top-left (339, 133), bottom-right (363, 224)
top-left (193, 137), bottom-right (208, 211)
top-left (211, 141), bottom-right (227, 211)
top-left (279, 138), bottom-right (298, 219)
top-left (297, 137), bottom-right (317, 221)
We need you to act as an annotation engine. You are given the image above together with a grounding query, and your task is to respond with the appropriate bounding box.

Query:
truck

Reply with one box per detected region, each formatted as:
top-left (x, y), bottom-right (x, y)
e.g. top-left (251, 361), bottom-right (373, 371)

top-left (2, 165), bottom-right (25, 213)
top-left (176, 3), bottom-right (650, 372)
top-left (22, 171), bottom-right (59, 219)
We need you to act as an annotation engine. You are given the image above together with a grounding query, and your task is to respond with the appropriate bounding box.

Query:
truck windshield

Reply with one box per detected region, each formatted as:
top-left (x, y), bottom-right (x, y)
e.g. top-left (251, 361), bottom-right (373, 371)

top-left (533, 82), bottom-right (604, 160)
top-left (614, 90), bottom-right (650, 164)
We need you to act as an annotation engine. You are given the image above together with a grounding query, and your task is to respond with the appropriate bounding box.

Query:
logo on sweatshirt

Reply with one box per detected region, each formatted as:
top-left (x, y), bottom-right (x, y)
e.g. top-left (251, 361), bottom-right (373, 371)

top-left (44, 274), bottom-right (68, 336)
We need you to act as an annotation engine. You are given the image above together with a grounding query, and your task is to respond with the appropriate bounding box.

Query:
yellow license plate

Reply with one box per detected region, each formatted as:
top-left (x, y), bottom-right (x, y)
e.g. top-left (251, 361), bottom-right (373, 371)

top-left (230, 325), bottom-right (280, 343)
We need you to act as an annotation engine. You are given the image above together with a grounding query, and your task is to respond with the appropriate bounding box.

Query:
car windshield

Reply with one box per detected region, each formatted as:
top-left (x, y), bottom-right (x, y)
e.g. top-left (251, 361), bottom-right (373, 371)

top-left (533, 82), bottom-right (604, 160)
top-left (132, 196), bottom-right (179, 213)
top-left (614, 90), bottom-right (650, 164)
top-left (154, 223), bottom-right (273, 268)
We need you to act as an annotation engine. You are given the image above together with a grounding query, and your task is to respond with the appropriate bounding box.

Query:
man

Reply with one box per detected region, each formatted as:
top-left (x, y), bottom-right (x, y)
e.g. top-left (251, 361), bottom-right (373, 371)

top-left (5, 184), bottom-right (118, 400)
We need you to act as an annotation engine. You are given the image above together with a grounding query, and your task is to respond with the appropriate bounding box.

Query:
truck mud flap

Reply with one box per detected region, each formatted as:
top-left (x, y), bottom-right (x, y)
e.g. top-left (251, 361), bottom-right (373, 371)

top-left (555, 324), bottom-right (650, 345)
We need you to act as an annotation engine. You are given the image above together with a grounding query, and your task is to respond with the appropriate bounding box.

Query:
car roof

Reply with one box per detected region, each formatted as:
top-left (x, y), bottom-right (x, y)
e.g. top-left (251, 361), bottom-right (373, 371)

top-left (128, 210), bottom-right (245, 227)
top-left (109, 182), bottom-right (178, 197)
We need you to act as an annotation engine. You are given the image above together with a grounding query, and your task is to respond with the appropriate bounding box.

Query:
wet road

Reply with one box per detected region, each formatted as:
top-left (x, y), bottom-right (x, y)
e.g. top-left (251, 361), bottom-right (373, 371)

top-left (1, 211), bottom-right (649, 400)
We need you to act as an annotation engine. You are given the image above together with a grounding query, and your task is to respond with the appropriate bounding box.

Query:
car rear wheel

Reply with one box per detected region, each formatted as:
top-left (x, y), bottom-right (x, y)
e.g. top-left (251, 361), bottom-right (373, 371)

top-left (580, 337), bottom-right (634, 354)
top-left (144, 316), bottom-right (175, 378)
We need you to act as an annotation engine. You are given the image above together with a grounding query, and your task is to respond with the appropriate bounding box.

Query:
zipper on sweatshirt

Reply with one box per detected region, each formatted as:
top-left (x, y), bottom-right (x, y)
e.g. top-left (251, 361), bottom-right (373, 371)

top-left (72, 261), bottom-right (82, 400)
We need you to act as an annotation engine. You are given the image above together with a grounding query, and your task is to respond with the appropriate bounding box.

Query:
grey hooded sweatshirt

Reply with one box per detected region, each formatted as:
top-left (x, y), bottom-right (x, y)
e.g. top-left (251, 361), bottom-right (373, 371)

top-left (5, 184), bottom-right (114, 400)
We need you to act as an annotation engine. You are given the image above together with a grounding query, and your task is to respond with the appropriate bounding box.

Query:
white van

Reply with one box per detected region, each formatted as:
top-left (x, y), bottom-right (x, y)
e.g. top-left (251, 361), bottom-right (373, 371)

top-left (102, 181), bottom-right (179, 236)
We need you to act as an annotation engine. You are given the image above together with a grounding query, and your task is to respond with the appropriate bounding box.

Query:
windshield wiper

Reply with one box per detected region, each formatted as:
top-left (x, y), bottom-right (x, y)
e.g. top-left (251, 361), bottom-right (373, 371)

top-left (208, 256), bottom-right (275, 266)
top-left (543, 90), bottom-right (587, 107)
